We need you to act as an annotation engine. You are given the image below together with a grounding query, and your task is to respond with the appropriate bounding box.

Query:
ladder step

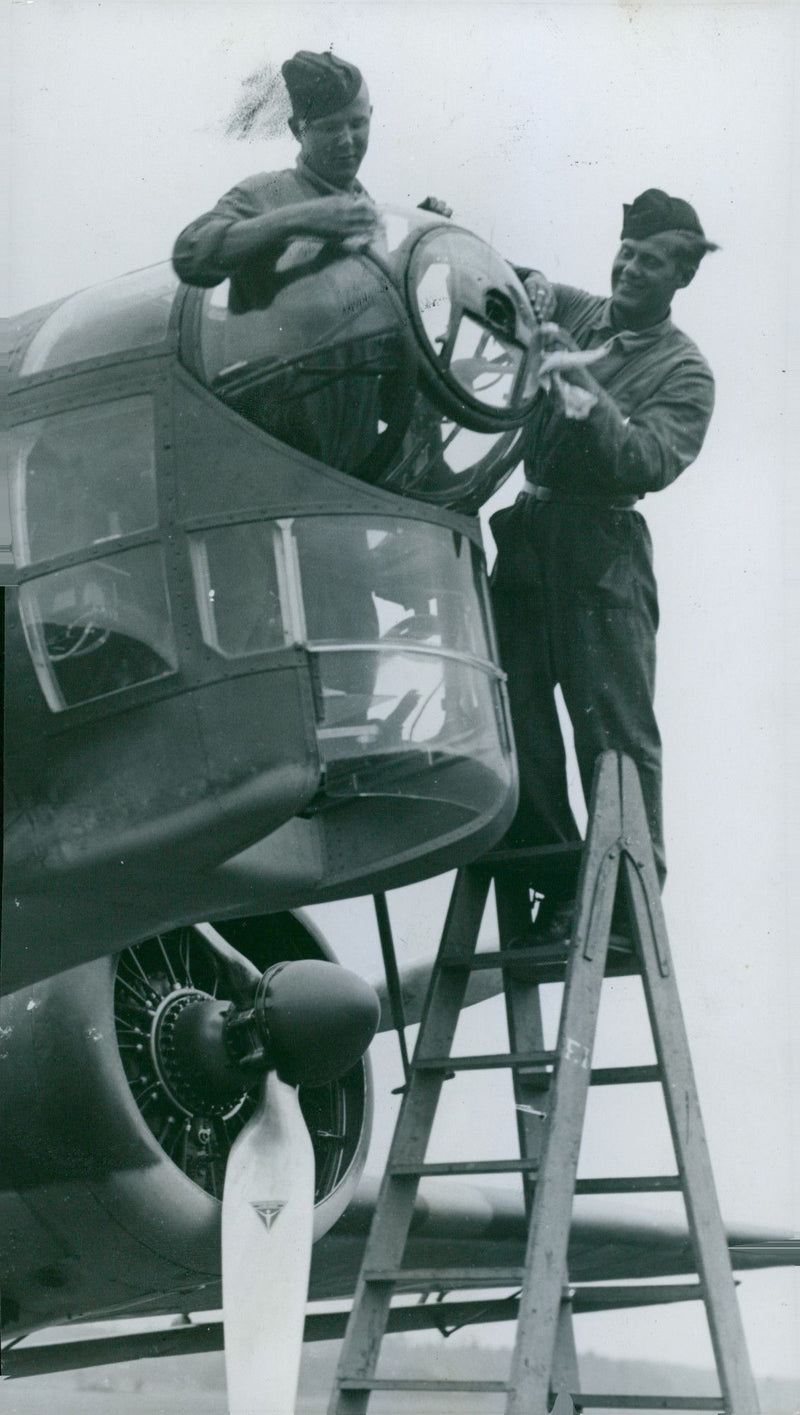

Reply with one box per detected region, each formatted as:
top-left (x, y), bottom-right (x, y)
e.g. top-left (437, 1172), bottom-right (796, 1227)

top-left (337, 1378), bottom-right (511, 1393)
top-left (574, 1176), bottom-right (683, 1194)
top-left (410, 1060), bottom-right (657, 1081)
top-left (390, 1158), bottom-right (540, 1176)
top-left (363, 1267), bottom-right (525, 1289)
top-left (440, 944), bottom-right (639, 982)
top-left (590, 1065), bottom-right (662, 1085)
top-left (334, 1382), bottom-right (724, 1406)
top-left (575, 1397), bottom-right (724, 1411)
top-left (442, 944), bottom-right (569, 970)
top-left (480, 840), bottom-right (583, 881)
top-left (413, 1050), bottom-right (556, 1072)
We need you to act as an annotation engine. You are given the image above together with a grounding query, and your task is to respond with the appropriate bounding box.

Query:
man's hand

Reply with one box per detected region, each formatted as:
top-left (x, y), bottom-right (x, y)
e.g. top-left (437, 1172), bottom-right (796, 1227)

top-left (539, 323), bottom-right (609, 388)
top-left (417, 196), bottom-right (453, 218)
top-left (522, 271), bottom-right (557, 323)
top-left (536, 323), bottom-right (610, 419)
top-left (296, 195), bottom-right (381, 240)
top-left (540, 323), bottom-right (580, 354)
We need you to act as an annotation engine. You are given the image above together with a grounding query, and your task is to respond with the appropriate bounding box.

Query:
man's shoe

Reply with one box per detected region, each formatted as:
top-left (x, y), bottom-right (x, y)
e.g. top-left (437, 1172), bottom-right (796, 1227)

top-left (504, 905), bottom-right (574, 982)
top-left (535, 900), bottom-right (574, 946)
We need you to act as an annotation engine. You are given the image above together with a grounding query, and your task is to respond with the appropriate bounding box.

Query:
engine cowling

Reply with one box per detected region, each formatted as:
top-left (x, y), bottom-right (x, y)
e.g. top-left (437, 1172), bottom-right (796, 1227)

top-left (0, 911), bottom-right (373, 1335)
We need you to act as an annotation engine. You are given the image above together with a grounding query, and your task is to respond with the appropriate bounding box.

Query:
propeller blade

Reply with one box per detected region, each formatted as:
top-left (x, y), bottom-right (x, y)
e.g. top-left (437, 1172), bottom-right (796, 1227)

top-left (192, 921), bottom-right (262, 1003)
top-left (222, 1073), bottom-right (314, 1415)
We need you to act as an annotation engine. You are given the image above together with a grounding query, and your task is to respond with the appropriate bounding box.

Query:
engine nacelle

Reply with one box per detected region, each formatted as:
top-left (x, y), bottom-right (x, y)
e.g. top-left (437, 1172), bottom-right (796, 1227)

top-left (0, 911), bottom-right (372, 1335)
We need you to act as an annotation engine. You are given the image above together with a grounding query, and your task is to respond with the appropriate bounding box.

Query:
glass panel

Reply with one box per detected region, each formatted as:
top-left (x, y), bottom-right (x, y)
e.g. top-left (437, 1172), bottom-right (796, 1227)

top-left (293, 517), bottom-right (491, 662)
top-left (11, 397), bottom-right (158, 566)
top-left (18, 545), bottom-right (176, 710)
top-left (20, 266), bottom-right (179, 376)
top-left (189, 524), bottom-right (288, 658)
top-left (406, 227), bottom-right (540, 419)
top-left (314, 648), bottom-right (505, 777)
top-left (284, 514), bottom-right (506, 783)
top-left (369, 204), bottom-right (440, 261)
top-left (194, 255), bottom-right (415, 479)
top-left (378, 391), bottom-right (523, 511)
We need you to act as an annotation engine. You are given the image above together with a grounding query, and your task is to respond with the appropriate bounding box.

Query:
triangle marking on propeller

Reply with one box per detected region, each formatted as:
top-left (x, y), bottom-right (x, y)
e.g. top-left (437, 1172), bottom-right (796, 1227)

top-left (251, 1200), bottom-right (287, 1233)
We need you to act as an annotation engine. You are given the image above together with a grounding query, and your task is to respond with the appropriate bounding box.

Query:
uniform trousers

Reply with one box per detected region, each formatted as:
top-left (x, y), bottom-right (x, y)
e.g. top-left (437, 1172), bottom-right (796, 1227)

top-left (490, 495), bottom-right (665, 886)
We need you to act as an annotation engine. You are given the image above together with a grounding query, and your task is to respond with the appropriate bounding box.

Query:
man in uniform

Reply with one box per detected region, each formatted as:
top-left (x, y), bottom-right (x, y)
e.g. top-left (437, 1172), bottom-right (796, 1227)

top-left (172, 50), bottom-right (448, 704)
top-left (491, 190), bottom-right (718, 911)
top-left (173, 49), bottom-right (380, 311)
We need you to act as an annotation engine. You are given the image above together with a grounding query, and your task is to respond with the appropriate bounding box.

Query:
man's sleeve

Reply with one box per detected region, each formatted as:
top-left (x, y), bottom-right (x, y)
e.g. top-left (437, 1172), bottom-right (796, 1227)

top-left (581, 357), bottom-right (716, 495)
top-left (172, 182), bottom-right (265, 288)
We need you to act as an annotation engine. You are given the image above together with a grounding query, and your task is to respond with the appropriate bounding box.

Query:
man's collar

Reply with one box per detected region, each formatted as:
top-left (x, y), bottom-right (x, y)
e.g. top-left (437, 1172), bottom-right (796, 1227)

top-left (590, 297), bottom-right (674, 345)
top-left (295, 153), bottom-right (364, 196)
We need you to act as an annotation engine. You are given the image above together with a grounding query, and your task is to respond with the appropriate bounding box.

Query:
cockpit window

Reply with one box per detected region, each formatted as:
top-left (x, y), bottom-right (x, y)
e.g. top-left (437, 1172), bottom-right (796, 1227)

top-left (184, 512), bottom-right (500, 776)
top-left (188, 523), bottom-right (287, 658)
top-left (292, 516), bottom-right (497, 771)
top-left (182, 209), bottom-right (540, 513)
top-left (293, 516), bottom-right (490, 660)
top-left (11, 397), bottom-right (158, 567)
top-left (18, 545), bottom-right (177, 711)
top-left (191, 254), bottom-right (417, 482)
top-left (188, 514), bottom-right (491, 666)
top-left (19, 266), bottom-right (179, 377)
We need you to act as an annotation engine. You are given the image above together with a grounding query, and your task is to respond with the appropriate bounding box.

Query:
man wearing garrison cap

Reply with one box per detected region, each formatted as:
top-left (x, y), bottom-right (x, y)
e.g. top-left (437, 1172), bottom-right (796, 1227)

top-left (491, 190), bottom-right (718, 908)
top-left (173, 51), bottom-right (379, 312)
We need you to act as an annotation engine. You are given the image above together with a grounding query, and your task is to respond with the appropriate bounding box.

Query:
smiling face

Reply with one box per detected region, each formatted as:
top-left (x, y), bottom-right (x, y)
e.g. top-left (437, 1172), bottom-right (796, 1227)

top-left (610, 234), bottom-right (692, 330)
top-left (290, 83), bottom-right (372, 189)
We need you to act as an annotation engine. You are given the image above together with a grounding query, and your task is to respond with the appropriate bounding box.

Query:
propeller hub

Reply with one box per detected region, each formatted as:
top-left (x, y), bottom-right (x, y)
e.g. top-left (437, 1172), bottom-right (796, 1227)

top-left (151, 989), bottom-right (250, 1115)
top-left (149, 960), bottom-right (379, 1108)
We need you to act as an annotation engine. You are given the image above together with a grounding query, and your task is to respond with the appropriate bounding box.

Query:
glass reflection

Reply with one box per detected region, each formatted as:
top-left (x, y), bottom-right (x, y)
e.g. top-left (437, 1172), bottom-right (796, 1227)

top-left (290, 515), bottom-right (499, 777)
top-left (20, 266), bottom-right (179, 376)
top-left (313, 649), bottom-right (503, 784)
top-left (293, 517), bottom-right (490, 662)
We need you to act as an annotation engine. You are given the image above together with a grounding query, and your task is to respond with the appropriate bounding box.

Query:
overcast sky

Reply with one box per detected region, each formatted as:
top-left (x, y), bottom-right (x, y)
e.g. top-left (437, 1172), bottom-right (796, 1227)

top-left (6, 0), bottom-right (799, 1387)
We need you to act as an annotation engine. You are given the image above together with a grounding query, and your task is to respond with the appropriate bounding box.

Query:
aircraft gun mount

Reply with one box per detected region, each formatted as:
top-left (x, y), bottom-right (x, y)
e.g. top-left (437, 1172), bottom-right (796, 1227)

top-left (3, 207), bottom-right (538, 989)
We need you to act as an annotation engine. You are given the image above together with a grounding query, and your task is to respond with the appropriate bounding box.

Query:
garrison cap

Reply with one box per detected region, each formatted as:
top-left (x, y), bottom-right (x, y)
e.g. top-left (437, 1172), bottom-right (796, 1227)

top-left (621, 189), bottom-right (706, 241)
top-left (282, 50), bottom-right (363, 121)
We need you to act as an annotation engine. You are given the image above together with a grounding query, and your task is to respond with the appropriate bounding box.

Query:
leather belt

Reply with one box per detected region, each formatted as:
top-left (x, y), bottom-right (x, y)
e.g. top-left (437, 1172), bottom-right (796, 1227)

top-left (522, 481), bottom-right (638, 511)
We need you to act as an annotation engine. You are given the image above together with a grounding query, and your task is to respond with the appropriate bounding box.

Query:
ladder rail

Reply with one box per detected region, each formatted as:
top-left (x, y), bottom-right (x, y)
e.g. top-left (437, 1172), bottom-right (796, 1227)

top-left (494, 865), bottom-right (586, 1406)
top-left (505, 753), bottom-right (623, 1414)
top-left (326, 865), bottom-right (491, 1414)
top-left (621, 866), bottom-right (761, 1405)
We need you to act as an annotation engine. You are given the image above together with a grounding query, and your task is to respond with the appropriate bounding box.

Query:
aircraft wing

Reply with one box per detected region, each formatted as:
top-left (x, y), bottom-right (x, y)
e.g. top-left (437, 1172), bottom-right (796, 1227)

top-left (309, 1177), bottom-right (799, 1299)
top-left (4, 1178), bottom-right (796, 1379)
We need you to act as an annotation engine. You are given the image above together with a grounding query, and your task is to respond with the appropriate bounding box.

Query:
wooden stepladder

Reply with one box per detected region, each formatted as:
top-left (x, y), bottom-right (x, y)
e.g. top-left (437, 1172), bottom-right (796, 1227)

top-left (329, 752), bottom-right (760, 1415)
